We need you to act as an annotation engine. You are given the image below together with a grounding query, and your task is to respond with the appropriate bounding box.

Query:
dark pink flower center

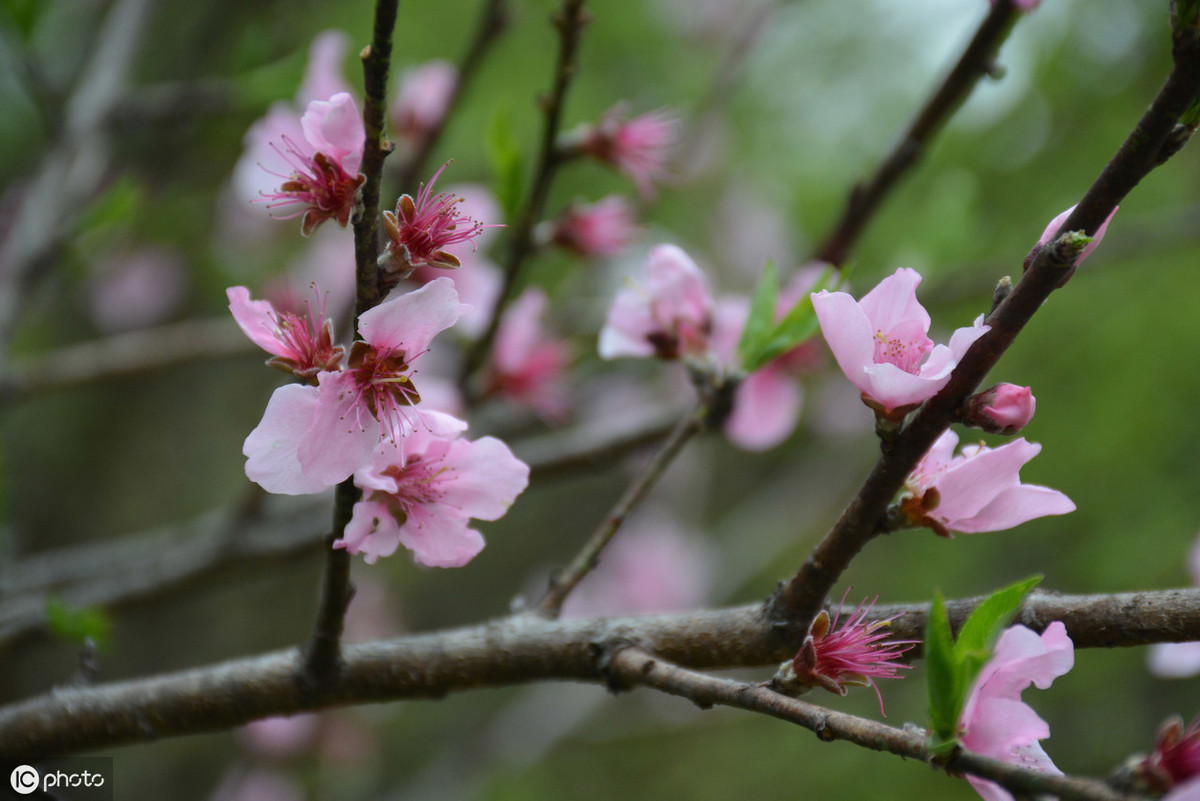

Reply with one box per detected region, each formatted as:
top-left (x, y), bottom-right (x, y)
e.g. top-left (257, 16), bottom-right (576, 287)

top-left (260, 136), bottom-right (364, 235)
top-left (348, 342), bottom-right (422, 443)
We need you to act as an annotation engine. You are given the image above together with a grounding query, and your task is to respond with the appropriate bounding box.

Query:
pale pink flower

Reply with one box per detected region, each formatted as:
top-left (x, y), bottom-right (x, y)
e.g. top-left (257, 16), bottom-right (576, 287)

top-left (227, 285), bottom-right (344, 379)
top-left (599, 244), bottom-right (715, 360)
top-left (560, 513), bottom-right (715, 619)
top-left (812, 268), bottom-right (989, 417)
top-left (1027, 203), bottom-right (1117, 269)
top-left (391, 60), bottom-right (458, 145)
top-left (780, 592), bottom-right (916, 716)
top-left (209, 768), bottom-right (303, 801)
top-left (238, 715), bottom-right (320, 760)
top-left (263, 224), bottom-right (356, 323)
top-left (963, 383), bottom-right (1036, 435)
top-left (1148, 531), bottom-right (1200, 678)
top-left (87, 247), bottom-right (187, 333)
top-left (241, 278), bottom-right (469, 493)
top-left (549, 195), bottom-right (635, 257)
top-left (487, 286), bottom-right (572, 423)
top-left (581, 105), bottom-right (679, 198)
top-left (297, 31), bottom-right (353, 107)
top-left (1144, 716), bottom-right (1200, 792)
top-left (382, 163), bottom-right (494, 275)
top-left (960, 622), bottom-right (1074, 801)
top-left (256, 93), bottom-right (366, 236)
top-left (335, 428), bottom-right (530, 567)
top-left (1166, 776), bottom-right (1200, 801)
top-left (901, 430), bottom-right (1075, 537)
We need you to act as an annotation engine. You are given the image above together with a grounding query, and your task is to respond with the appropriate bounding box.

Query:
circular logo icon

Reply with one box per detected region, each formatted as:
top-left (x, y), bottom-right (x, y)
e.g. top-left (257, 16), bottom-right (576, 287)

top-left (9, 765), bottom-right (39, 795)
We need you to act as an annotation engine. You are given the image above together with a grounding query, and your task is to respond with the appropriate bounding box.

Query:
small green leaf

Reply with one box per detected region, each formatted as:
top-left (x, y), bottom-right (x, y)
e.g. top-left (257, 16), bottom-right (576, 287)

top-left (735, 260), bottom-right (779, 370)
top-left (746, 265), bottom-right (838, 370)
top-left (925, 592), bottom-right (960, 750)
top-left (955, 575), bottom-right (1042, 659)
top-left (45, 597), bottom-right (111, 650)
top-left (486, 106), bottom-right (525, 220)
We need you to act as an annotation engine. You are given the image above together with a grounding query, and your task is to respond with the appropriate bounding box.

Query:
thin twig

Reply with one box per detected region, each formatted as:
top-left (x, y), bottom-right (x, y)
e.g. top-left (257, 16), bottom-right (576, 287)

top-left (517, 407), bottom-right (682, 482)
top-left (2, 587), bottom-right (1198, 757)
top-left (605, 648), bottom-right (1139, 801)
top-left (395, 0), bottom-right (510, 191)
top-left (459, 0), bottom-right (589, 388)
top-left (813, 1), bottom-right (1018, 267)
top-left (769, 41), bottom-right (1200, 632)
top-left (304, 0), bottom-right (401, 687)
top-left (534, 400), bottom-right (706, 616)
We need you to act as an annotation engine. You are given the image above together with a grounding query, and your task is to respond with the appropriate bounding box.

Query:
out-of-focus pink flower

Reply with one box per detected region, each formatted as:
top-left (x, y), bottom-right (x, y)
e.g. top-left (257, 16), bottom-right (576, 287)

top-left (963, 383), bottom-right (1036, 435)
top-left (1026, 203), bottom-right (1117, 270)
top-left (487, 286), bottom-right (572, 423)
top-left (1149, 531), bottom-right (1200, 678)
top-left (901, 430), bottom-right (1075, 537)
top-left (599, 244), bottom-right (715, 360)
top-left (549, 195), bottom-right (635, 257)
top-left (391, 60), bottom-right (458, 146)
top-left (779, 592), bottom-right (916, 716)
top-left (241, 278), bottom-right (468, 493)
top-left (1144, 716), bottom-right (1200, 792)
top-left (297, 31), bottom-right (353, 107)
top-left (1166, 776), bottom-right (1200, 801)
top-left (238, 715), bottom-right (320, 760)
top-left (256, 93), bottom-right (366, 236)
top-left (960, 622), bottom-right (1074, 801)
top-left (263, 225), bottom-right (356, 322)
top-left (382, 163), bottom-right (494, 276)
top-left (581, 105), bottom-right (679, 198)
top-left (86, 247), bottom-right (187, 333)
top-left (812, 268), bottom-right (989, 418)
top-left (560, 513), bottom-right (714, 619)
top-left (335, 427), bottom-right (530, 567)
top-left (228, 285), bottom-right (345, 380)
top-left (209, 768), bottom-right (304, 801)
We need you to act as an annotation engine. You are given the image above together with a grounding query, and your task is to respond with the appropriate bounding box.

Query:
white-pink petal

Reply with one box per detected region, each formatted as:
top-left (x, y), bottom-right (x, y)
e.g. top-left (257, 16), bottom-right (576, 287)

top-left (724, 366), bottom-right (803, 451)
top-left (399, 504), bottom-right (486, 568)
top-left (227, 286), bottom-right (289, 357)
top-left (297, 370), bottom-right (381, 487)
top-left (436, 436), bottom-right (530, 520)
top-left (359, 277), bottom-right (467, 356)
top-left (300, 92), bottom-right (364, 174)
top-left (243, 384), bottom-right (332, 495)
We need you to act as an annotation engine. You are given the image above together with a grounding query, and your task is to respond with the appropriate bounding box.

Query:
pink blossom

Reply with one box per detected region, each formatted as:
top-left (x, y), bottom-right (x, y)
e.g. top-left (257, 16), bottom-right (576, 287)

top-left (87, 247), bottom-right (187, 333)
top-left (1148, 531), bottom-right (1200, 678)
top-left (227, 285), bottom-right (344, 379)
top-left (1166, 777), bottom-right (1200, 801)
top-left (256, 93), bottom-right (366, 236)
top-left (960, 622), bottom-right (1074, 801)
top-left (599, 244), bottom-right (715, 360)
top-left (487, 286), bottom-right (572, 423)
top-left (209, 768), bottom-right (303, 801)
top-left (581, 105), bottom-right (679, 198)
top-left (335, 428), bottom-right (530, 567)
top-left (391, 60), bottom-right (458, 145)
top-left (560, 513), bottom-right (714, 619)
top-left (1144, 715), bottom-right (1200, 792)
top-left (780, 592), bottom-right (916, 716)
top-left (812, 268), bottom-right (989, 417)
top-left (1027, 203), bottom-right (1117, 269)
top-left (241, 278), bottom-right (468, 493)
top-left (382, 163), bottom-right (494, 275)
top-left (263, 225), bottom-right (356, 323)
top-left (963, 383), bottom-right (1036, 435)
top-left (901, 430), bottom-right (1075, 536)
top-left (549, 195), bottom-right (635, 257)
top-left (238, 715), bottom-right (320, 760)
top-left (297, 31), bottom-right (353, 107)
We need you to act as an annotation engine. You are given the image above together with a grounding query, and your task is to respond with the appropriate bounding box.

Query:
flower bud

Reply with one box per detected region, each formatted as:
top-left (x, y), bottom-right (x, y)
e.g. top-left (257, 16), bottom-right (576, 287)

top-left (963, 383), bottom-right (1035, 435)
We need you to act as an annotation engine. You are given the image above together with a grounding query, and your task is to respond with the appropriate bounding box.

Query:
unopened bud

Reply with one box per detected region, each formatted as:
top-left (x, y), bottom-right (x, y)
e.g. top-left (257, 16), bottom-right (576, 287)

top-left (963, 383), bottom-right (1035, 435)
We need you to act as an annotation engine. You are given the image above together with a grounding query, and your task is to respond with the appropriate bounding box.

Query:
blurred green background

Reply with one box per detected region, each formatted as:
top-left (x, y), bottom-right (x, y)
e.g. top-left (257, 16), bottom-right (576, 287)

top-left (2, 0), bottom-right (1199, 798)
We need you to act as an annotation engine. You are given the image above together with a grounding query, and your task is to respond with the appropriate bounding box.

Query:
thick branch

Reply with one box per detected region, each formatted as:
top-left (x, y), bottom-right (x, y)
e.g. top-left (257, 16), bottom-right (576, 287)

top-left (813, 1), bottom-right (1018, 267)
top-left (770, 44), bottom-right (1200, 631)
top-left (2, 588), bottom-right (1198, 757)
top-left (606, 648), bottom-right (1138, 801)
top-left (459, 0), bottom-right (588, 386)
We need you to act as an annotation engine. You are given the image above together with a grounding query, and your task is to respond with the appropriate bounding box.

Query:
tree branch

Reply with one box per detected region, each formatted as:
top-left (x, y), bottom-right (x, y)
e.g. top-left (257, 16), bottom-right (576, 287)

top-left (769, 42), bottom-right (1200, 632)
top-left (813, 0), bottom-right (1018, 268)
top-left (2, 587), bottom-right (1197, 758)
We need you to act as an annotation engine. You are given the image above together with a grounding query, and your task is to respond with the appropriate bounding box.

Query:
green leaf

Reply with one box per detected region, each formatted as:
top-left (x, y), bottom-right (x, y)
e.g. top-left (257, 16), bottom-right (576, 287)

top-left (486, 106), bottom-right (525, 220)
top-left (955, 575), bottom-right (1042, 661)
top-left (746, 265), bottom-right (837, 370)
top-left (45, 597), bottom-right (111, 650)
top-left (0, 0), bottom-right (47, 40)
top-left (735, 260), bottom-right (779, 371)
top-left (925, 592), bottom-right (960, 752)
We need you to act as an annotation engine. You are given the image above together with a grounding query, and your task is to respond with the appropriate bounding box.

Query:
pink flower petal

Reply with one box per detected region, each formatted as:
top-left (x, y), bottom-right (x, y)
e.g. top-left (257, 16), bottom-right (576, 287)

top-left (399, 504), bottom-right (485, 568)
top-left (243, 384), bottom-right (332, 495)
top-left (1148, 642), bottom-right (1200, 679)
top-left (436, 436), bottom-right (530, 520)
top-left (358, 277), bottom-right (467, 356)
top-left (300, 92), bottom-right (364, 174)
top-left (724, 366), bottom-right (803, 451)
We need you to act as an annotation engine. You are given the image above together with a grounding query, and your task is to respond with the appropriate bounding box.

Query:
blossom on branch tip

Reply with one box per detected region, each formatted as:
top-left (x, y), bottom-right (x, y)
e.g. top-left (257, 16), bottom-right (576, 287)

top-left (382, 162), bottom-right (495, 277)
top-left (580, 104), bottom-right (679, 198)
top-left (960, 622), bottom-right (1074, 801)
top-left (962, 383), bottom-right (1036, 435)
top-left (257, 93), bottom-right (366, 236)
top-left (599, 244), bottom-right (715, 360)
top-left (1025, 203), bottom-right (1117, 272)
top-left (811, 268), bottom-right (989, 418)
top-left (391, 60), bottom-right (458, 146)
top-left (899, 430), bottom-right (1075, 537)
top-left (335, 428), bottom-right (530, 567)
top-left (487, 286), bottom-right (572, 423)
top-left (227, 285), bottom-right (344, 380)
top-left (547, 195), bottom-right (635, 258)
top-left (773, 592), bottom-right (916, 716)
top-left (1143, 716), bottom-right (1200, 792)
